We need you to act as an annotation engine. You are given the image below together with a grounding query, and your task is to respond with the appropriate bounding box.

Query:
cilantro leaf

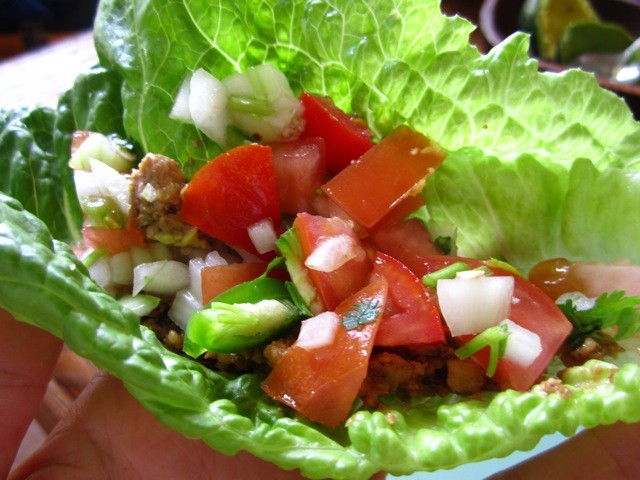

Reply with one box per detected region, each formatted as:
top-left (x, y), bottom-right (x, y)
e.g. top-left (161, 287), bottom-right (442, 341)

top-left (558, 291), bottom-right (640, 348)
top-left (341, 298), bottom-right (382, 331)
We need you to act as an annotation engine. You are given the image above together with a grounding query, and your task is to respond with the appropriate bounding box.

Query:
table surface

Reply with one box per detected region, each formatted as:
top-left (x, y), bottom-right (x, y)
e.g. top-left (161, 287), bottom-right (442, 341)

top-left (0, 30), bottom-right (98, 110)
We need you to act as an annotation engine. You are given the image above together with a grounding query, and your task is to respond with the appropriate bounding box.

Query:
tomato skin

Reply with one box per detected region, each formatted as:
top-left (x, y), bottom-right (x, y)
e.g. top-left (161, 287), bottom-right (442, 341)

top-left (321, 126), bottom-right (446, 229)
top-left (371, 252), bottom-right (446, 346)
top-left (300, 92), bottom-right (374, 175)
top-left (369, 218), bottom-right (441, 274)
top-left (262, 277), bottom-right (388, 427)
top-left (82, 217), bottom-right (146, 255)
top-left (201, 262), bottom-right (268, 304)
top-left (180, 144), bottom-right (281, 256)
top-left (294, 213), bottom-right (373, 311)
top-left (415, 255), bottom-right (572, 391)
top-left (270, 137), bottom-right (326, 215)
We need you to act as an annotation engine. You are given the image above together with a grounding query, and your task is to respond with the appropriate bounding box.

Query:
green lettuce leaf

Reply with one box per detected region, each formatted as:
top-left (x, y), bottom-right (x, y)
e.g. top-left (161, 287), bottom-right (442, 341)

top-left (426, 149), bottom-right (640, 273)
top-left (3, 192), bottom-right (640, 479)
top-left (1, 0), bottom-right (640, 478)
top-left (94, 0), bottom-right (640, 170)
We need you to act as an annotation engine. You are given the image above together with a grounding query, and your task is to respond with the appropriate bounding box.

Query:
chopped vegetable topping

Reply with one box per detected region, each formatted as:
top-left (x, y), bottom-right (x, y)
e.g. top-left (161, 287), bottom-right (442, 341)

top-left (455, 324), bottom-right (510, 377)
top-left (341, 297), bottom-right (383, 330)
top-left (558, 290), bottom-right (640, 347)
top-left (421, 261), bottom-right (470, 287)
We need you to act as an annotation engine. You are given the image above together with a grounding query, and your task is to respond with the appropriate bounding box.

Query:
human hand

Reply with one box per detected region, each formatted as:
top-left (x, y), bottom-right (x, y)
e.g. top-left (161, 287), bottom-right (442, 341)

top-left (489, 420), bottom-right (640, 480)
top-left (1, 309), bottom-right (387, 479)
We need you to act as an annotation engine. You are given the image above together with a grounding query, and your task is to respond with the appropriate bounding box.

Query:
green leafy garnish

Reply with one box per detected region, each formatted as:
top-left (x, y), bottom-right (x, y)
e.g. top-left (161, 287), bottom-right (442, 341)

top-left (421, 261), bottom-right (470, 287)
top-left (558, 291), bottom-right (640, 347)
top-left (455, 324), bottom-right (511, 377)
top-left (341, 298), bottom-right (382, 331)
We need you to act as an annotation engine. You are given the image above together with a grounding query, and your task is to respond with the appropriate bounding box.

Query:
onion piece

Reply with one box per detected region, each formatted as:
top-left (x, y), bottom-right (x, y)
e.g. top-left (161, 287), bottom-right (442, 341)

top-left (296, 311), bottom-right (340, 350)
top-left (437, 275), bottom-right (514, 336)
top-left (247, 218), bottom-right (278, 254)
top-left (132, 260), bottom-right (190, 296)
top-left (109, 251), bottom-right (134, 285)
top-left (169, 76), bottom-right (193, 123)
top-left (169, 289), bottom-right (202, 331)
top-left (499, 319), bottom-right (542, 368)
top-left (304, 234), bottom-right (365, 273)
top-left (87, 158), bottom-right (132, 216)
top-left (188, 68), bottom-right (229, 147)
top-left (88, 256), bottom-right (113, 289)
top-left (119, 294), bottom-right (161, 317)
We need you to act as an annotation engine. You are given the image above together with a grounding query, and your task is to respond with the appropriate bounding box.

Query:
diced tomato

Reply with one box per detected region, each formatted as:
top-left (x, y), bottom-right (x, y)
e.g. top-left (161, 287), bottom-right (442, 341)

top-left (321, 126), bottom-right (446, 229)
top-left (180, 144), bottom-right (281, 256)
top-left (294, 213), bottom-right (373, 311)
top-left (300, 92), bottom-right (374, 175)
top-left (369, 218), bottom-right (441, 274)
top-left (82, 216), bottom-right (145, 255)
top-left (262, 277), bottom-right (388, 427)
top-left (201, 262), bottom-right (268, 304)
top-left (270, 137), bottom-right (326, 215)
top-left (414, 255), bottom-right (572, 391)
top-left (371, 252), bottom-right (446, 346)
top-left (368, 194), bottom-right (426, 233)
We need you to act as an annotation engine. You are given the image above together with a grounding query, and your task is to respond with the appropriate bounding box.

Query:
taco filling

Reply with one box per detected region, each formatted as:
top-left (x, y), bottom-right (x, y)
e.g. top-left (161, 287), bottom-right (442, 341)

top-left (68, 64), bottom-right (640, 429)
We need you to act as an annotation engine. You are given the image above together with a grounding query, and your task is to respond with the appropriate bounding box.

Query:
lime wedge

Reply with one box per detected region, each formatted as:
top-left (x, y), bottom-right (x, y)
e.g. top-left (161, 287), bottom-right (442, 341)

top-left (520, 0), bottom-right (600, 60)
top-left (558, 21), bottom-right (635, 63)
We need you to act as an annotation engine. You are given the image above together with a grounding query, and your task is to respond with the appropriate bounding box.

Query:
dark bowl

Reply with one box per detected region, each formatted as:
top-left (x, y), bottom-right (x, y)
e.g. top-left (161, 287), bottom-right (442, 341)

top-left (479, 0), bottom-right (640, 118)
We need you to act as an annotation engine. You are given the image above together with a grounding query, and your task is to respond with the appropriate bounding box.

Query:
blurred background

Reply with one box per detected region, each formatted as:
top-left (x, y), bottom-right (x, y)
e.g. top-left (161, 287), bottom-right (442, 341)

top-left (0, 0), bottom-right (99, 59)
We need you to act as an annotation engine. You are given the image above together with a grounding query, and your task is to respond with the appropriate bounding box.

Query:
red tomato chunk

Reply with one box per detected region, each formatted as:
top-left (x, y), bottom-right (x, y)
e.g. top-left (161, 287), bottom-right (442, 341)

top-left (180, 144), bottom-right (281, 256)
top-left (300, 92), bottom-right (374, 175)
top-left (321, 125), bottom-right (446, 229)
top-left (371, 252), bottom-right (446, 347)
top-left (270, 137), bottom-right (326, 215)
top-left (414, 256), bottom-right (572, 391)
top-left (262, 277), bottom-right (388, 428)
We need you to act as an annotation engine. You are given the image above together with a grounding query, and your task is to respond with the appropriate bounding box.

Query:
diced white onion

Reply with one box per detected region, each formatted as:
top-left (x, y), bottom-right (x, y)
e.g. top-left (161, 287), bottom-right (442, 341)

top-left (189, 68), bottom-right (229, 147)
top-left (132, 260), bottom-right (190, 296)
top-left (140, 183), bottom-right (158, 202)
top-left (224, 64), bottom-right (303, 142)
top-left (189, 257), bottom-right (206, 303)
top-left (205, 250), bottom-right (228, 267)
top-left (437, 275), bottom-right (514, 336)
top-left (297, 311), bottom-right (340, 350)
top-left (168, 289), bottom-right (203, 331)
top-left (119, 294), bottom-right (160, 317)
top-left (169, 76), bottom-right (193, 123)
top-left (109, 251), bottom-right (134, 285)
top-left (556, 292), bottom-right (596, 311)
top-left (88, 256), bottom-right (113, 289)
top-left (499, 319), bottom-right (542, 368)
top-left (87, 158), bottom-right (132, 216)
top-left (304, 234), bottom-right (365, 273)
top-left (69, 132), bottom-right (135, 172)
top-left (247, 218), bottom-right (278, 254)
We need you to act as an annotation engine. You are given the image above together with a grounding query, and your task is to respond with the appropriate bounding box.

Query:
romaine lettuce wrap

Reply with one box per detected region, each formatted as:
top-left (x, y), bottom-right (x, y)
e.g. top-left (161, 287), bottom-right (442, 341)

top-left (2, 0), bottom-right (640, 479)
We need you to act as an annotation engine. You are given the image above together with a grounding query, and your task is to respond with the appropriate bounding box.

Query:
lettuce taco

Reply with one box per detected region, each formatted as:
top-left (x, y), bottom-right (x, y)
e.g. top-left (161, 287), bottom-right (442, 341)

top-left (2, 0), bottom-right (640, 479)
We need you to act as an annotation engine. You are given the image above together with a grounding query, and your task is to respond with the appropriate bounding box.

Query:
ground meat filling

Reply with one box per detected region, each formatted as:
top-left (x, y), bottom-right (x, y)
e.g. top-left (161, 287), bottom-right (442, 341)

top-left (130, 153), bottom-right (204, 247)
top-left (359, 344), bottom-right (489, 408)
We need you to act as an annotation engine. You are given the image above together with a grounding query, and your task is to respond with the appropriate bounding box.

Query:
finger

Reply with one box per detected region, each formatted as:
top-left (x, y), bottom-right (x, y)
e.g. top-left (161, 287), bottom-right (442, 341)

top-left (489, 422), bottom-right (640, 480)
top-left (11, 373), bottom-right (310, 479)
top-left (0, 308), bottom-right (63, 477)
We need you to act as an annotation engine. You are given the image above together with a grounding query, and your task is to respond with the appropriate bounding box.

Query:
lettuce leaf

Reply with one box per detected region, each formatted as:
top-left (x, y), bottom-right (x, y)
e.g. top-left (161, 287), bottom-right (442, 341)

top-left (94, 0), bottom-right (640, 171)
top-left (3, 192), bottom-right (640, 479)
top-left (1, 0), bottom-right (640, 478)
top-left (426, 150), bottom-right (640, 273)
